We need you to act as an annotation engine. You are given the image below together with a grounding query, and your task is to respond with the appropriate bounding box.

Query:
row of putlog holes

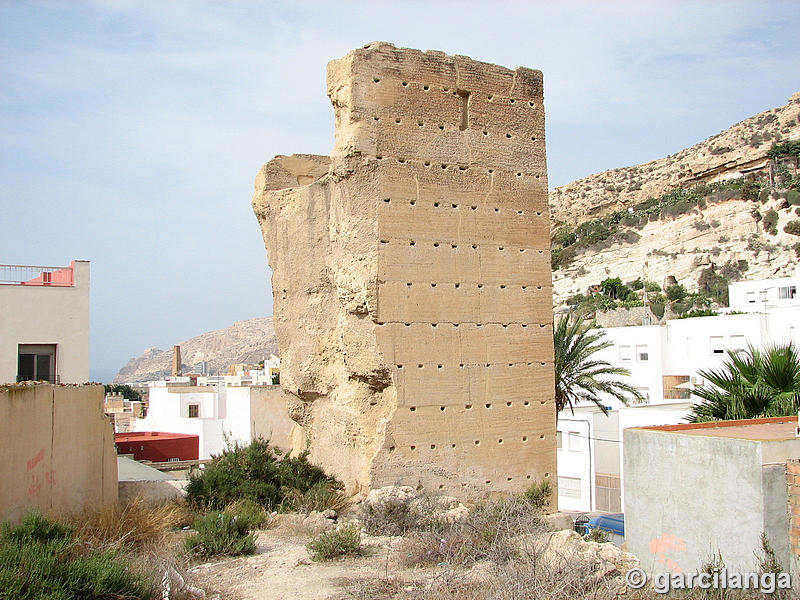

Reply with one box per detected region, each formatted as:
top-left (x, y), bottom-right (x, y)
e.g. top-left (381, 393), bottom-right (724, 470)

top-left (380, 197), bottom-right (543, 215)
top-left (371, 76), bottom-right (537, 108)
top-left (375, 156), bottom-right (541, 179)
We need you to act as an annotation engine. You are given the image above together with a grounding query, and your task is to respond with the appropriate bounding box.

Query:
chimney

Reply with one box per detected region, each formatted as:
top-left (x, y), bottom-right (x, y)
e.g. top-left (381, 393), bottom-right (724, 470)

top-left (172, 345), bottom-right (182, 376)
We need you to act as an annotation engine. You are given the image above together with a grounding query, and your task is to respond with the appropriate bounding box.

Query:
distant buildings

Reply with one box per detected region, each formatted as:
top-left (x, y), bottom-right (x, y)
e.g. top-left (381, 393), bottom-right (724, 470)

top-left (0, 261), bottom-right (90, 384)
top-left (557, 270), bottom-right (800, 512)
top-left (117, 357), bottom-right (293, 459)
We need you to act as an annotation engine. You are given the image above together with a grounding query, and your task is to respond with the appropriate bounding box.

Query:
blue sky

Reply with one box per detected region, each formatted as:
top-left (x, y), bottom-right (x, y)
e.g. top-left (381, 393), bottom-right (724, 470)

top-left (1, 1), bottom-right (798, 381)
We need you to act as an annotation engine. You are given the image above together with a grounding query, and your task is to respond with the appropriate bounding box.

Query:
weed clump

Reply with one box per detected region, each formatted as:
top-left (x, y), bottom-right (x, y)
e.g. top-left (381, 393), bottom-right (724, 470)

top-left (306, 525), bottom-right (362, 561)
top-left (523, 479), bottom-right (552, 509)
top-left (185, 512), bottom-right (256, 558)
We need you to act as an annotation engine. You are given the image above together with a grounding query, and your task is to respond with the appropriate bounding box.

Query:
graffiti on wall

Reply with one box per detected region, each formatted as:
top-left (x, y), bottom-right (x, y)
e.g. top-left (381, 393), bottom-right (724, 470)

top-left (649, 533), bottom-right (687, 573)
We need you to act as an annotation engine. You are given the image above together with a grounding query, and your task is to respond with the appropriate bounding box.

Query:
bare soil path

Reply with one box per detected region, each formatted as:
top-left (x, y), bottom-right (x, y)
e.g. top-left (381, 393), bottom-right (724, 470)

top-left (188, 528), bottom-right (423, 600)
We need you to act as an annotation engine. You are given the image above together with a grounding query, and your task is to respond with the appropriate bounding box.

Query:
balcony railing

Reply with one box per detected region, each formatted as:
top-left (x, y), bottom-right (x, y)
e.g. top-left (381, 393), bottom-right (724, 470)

top-left (0, 263), bottom-right (74, 287)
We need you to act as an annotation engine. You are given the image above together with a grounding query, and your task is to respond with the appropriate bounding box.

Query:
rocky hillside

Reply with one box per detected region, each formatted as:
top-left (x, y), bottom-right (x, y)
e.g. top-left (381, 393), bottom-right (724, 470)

top-left (549, 91), bottom-right (800, 310)
top-left (550, 91), bottom-right (800, 227)
top-left (114, 317), bottom-right (278, 383)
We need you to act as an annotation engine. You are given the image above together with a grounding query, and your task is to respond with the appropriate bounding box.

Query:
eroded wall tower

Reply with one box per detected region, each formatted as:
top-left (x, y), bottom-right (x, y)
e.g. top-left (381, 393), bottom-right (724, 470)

top-left (252, 42), bottom-right (555, 498)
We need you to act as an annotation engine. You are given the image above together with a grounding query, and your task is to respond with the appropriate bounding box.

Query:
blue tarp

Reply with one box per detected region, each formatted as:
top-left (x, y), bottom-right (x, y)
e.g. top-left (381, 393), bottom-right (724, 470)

top-left (586, 513), bottom-right (624, 536)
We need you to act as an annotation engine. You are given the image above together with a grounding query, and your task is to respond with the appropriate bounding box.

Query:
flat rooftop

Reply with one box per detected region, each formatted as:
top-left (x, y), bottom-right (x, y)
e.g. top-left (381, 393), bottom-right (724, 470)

top-left (115, 431), bottom-right (198, 442)
top-left (642, 416), bottom-right (798, 442)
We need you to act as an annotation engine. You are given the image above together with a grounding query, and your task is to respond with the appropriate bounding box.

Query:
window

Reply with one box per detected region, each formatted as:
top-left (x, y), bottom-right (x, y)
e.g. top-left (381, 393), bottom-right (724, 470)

top-left (636, 344), bottom-right (649, 362)
top-left (746, 291), bottom-right (756, 304)
top-left (779, 286), bottom-right (797, 300)
top-left (729, 335), bottom-right (746, 353)
top-left (634, 386), bottom-right (650, 402)
top-left (17, 344), bottom-right (56, 383)
top-left (710, 336), bottom-right (725, 355)
top-left (188, 404), bottom-right (199, 418)
top-left (558, 476), bottom-right (582, 499)
top-left (619, 345), bottom-right (632, 362)
top-left (556, 431), bottom-right (563, 449)
top-left (568, 432), bottom-right (582, 451)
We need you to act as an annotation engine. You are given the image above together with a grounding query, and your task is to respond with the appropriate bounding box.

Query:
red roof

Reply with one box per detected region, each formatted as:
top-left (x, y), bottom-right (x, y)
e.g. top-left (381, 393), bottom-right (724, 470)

top-left (115, 431), bottom-right (198, 443)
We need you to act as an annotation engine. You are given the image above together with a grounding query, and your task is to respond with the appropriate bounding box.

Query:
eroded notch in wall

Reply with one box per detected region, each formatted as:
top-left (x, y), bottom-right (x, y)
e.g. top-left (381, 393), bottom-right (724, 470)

top-left (457, 89), bottom-right (471, 131)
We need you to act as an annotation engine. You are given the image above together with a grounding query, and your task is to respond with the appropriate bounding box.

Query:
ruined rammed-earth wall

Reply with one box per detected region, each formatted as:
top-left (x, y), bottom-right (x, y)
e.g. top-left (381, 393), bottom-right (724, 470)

top-left (252, 43), bottom-right (555, 499)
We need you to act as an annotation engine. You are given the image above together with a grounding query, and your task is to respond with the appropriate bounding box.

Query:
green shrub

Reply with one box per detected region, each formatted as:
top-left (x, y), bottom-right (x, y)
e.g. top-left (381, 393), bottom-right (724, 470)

top-left (306, 525), bottom-right (362, 561)
top-left (185, 512), bottom-right (256, 557)
top-left (763, 209), bottom-right (779, 235)
top-left (665, 284), bottom-right (687, 302)
top-left (0, 512), bottom-right (152, 600)
top-left (794, 242), bottom-right (800, 257)
top-left (787, 190), bottom-right (800, 206)
top-left (767, 140), bottom-right (800, 159)
top-left (644, 280), bottom-right (661, 292)
top-left (523, 479), bottom-right (552, 510)
top-left (676, 308), bottom-right (718, 319)
top-left (224, 498), bottom-right (269, 530)
top-left (697, 267), bottom-right (730, 305)
top-left (584, 527), bottom-right (610, 543)
top-left (784, 220), bottom-right (800, 236)
top-left (186, 438), bottom-right (342, 511)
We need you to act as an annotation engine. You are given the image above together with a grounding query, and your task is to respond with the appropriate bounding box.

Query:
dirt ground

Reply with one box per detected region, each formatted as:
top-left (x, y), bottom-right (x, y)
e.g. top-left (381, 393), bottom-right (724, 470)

top-left (188, 526), bottom-right (426, 600)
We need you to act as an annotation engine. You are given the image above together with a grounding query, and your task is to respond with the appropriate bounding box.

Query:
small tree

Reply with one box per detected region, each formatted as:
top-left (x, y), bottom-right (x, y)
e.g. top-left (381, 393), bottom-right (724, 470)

top-left (553, 315), bottom-right (644, 416)
top-left (103, 384), bottom-right (141, 402)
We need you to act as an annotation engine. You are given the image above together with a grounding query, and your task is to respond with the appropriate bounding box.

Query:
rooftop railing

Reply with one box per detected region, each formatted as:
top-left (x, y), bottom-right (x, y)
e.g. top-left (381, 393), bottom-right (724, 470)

top-left (0, 263), bottom-right (74, 286)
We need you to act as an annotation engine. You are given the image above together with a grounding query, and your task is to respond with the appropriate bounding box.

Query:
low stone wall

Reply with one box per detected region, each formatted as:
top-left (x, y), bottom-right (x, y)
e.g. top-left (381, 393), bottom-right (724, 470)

top-left (0, 383), bottom-right (118, 523)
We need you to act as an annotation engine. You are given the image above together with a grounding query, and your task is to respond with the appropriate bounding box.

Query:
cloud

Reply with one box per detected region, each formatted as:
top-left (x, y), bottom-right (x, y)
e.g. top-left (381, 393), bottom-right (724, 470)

top-left (1, 1), bottom-right (798, 377)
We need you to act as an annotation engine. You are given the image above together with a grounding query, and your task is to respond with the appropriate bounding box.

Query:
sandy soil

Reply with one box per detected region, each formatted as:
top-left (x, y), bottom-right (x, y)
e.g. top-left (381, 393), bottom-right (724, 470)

top-left (188, 527), bottom-right (425, 600)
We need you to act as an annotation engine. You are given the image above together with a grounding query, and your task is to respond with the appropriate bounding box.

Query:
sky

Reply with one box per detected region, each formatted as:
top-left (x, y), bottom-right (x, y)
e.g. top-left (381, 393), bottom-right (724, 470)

top-left (1, 1), bottom-right (799, 382)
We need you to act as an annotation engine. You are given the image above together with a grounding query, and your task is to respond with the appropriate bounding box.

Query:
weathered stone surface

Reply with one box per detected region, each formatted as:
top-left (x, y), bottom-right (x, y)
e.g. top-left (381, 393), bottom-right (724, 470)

top-left (252, 43), bottom-right (555, 499)
top-left (361, 485), bottom-right (468, 526)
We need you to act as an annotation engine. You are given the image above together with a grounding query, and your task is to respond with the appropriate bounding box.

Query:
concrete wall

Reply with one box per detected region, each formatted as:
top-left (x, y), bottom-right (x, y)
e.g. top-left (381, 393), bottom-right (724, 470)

top-left (0, 261), bottom-right (90, 384)
top-left (624, 427), bottom-right (791, 575)
top-left (250, 386), bottom-right (300, 450)
top-left (0, 383), bottom-right (117, 523)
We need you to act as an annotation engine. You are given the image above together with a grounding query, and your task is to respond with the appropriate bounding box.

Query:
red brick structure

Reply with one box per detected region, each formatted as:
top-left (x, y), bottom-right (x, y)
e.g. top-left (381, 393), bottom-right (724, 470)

top-left (115, 431), bottom-right (198, 462)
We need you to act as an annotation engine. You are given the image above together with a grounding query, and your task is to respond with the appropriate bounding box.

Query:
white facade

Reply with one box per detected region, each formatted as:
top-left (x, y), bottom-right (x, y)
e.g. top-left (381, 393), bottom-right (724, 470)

top-left (133, 383), bottom-right (296, 459)
top-left (0, 261), bottom-right (90, 384)
top-left (728, 267), bottom-right (800, 311)
top-left (557, 273), bottom-right (800, 512)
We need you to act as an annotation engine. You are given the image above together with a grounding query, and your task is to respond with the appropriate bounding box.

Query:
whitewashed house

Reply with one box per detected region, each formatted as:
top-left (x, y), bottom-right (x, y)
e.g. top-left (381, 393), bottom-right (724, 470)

top-left (557, 271), bottom-right (800, 512)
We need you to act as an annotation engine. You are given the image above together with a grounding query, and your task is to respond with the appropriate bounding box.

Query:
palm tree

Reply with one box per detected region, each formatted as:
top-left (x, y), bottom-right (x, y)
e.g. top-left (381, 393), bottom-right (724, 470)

top-left (688, 343), bottom-right (800, 422)
top-left (553, 314), bottom-right (644, 416)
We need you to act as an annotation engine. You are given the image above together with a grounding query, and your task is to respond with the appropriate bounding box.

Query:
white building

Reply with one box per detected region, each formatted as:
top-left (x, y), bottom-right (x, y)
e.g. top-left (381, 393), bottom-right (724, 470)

top-left (133, 382), bottom-right (297, 459)
top-left (557, 272), bottom-right (800, 513)
top-left (0, 261), bottom-right (90, 384)
top-left (728, 267), bottom-right (800, 311)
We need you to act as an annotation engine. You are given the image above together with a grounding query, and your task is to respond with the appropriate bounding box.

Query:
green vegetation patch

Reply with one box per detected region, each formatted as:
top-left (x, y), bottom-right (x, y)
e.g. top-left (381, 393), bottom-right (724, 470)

top-left (0, 512), bottom-right (152, 600)
top-left (186, 438), bottom-right (344, 512)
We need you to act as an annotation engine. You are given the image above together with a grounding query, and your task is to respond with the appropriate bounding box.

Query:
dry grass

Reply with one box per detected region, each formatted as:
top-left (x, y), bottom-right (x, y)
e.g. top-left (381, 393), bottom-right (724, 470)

top-left (281, 483), bottom-right (351, 514)
top-left (398, 496), bottom-right (544, 568)
top-left (67, 495), bottom-right (185, 554)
